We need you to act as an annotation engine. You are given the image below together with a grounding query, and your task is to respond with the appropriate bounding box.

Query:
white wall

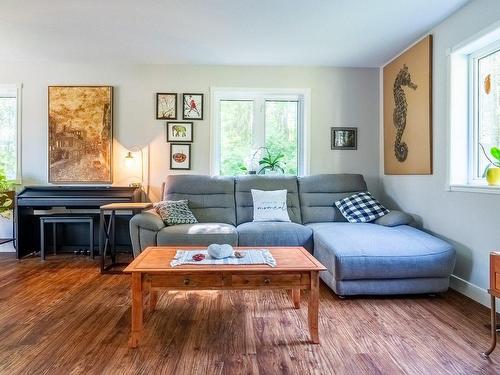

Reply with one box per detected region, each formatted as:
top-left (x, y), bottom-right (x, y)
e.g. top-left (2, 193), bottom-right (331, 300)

top-left (380, 0), bottom-right (500, 305)
top-left (0, 64), bottom-right (380, 203)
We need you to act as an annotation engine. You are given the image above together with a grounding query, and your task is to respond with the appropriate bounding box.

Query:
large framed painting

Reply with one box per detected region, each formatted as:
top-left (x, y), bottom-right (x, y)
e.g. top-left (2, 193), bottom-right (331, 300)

top-left (383, 35), bottom-right (432, 175)
top-left (48, 86), bottom-right (113, 184)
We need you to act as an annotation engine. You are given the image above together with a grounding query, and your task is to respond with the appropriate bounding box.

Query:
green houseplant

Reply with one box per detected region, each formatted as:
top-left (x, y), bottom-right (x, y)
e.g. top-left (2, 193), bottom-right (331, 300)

top-left (0, 170), bottom-right (14, 219)
top-left (480, 144), bottom-right (500, 186)
top-left (258, 149), bottom-right (285, 175)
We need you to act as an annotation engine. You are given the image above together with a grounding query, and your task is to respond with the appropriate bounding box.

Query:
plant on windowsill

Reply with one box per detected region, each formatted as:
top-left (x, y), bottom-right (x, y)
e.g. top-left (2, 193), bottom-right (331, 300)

top-left (480, 144), bottom-right (500, 186)
top-left (258, 149), bottom-right (285, 175)
top-left (0, 170), bottom-right (14, 219)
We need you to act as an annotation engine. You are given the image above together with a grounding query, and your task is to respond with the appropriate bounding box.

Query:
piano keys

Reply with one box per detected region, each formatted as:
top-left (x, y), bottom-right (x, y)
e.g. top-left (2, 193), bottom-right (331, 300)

top-left (15, 186), bottom-right (141, 259)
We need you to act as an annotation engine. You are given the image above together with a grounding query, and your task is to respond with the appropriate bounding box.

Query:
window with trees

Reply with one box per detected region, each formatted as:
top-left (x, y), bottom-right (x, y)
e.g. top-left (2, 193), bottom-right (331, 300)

top-left (0, 84), bottom-right (21, 181)
top-left (471, 44), bottom-right (500, 180)
top-left (212, 90), bottom-right (307, 176)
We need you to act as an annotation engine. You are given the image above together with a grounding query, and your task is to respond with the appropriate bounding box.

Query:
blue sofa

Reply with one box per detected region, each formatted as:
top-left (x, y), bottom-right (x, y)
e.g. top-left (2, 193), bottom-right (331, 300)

top-left (130, 174), bottom-right (455, 296)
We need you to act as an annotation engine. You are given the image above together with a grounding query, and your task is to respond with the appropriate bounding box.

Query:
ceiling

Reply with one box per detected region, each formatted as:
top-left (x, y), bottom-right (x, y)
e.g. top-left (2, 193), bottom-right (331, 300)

top-left (0, 0), bottom-right (469, 67)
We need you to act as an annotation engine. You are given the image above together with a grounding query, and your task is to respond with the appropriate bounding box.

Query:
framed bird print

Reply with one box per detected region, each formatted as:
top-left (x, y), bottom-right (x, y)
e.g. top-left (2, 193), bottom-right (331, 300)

top-left (182, 93), bottom-right (203, 120)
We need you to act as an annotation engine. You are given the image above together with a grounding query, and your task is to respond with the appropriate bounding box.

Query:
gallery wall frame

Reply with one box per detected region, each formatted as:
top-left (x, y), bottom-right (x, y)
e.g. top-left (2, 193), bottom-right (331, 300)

top-left (156, 93), bottom-right (177, 120)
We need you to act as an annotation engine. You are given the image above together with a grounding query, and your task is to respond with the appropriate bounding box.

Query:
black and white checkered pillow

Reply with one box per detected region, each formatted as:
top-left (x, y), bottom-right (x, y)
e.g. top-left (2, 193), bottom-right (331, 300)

top-left (335, 192), bottom-right (389, 223)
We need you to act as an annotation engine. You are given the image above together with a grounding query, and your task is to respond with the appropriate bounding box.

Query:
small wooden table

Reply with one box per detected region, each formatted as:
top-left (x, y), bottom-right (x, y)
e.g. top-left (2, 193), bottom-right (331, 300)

top-left (123, 246), bottom-right (327, 348)
top-left (99, 202), bottom-right (152, 273)
top-left (483, 251), bottom-right (500, 357)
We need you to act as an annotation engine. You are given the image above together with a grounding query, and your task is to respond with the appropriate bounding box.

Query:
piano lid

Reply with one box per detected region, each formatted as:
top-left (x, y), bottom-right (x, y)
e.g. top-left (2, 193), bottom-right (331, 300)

top-left (16, 185), bottom-right (141, 207)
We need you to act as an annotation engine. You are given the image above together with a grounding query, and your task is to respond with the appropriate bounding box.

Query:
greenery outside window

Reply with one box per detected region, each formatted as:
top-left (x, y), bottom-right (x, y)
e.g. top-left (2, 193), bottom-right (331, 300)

top-left (0, 84), bottom-right (21, 182)
top-left (211, 89), bottom-right (308, 176)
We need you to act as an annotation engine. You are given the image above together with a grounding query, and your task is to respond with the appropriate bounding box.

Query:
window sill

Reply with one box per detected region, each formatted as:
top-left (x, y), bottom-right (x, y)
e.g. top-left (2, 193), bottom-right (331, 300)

top-left (448, 183), bottom-right (500, 195)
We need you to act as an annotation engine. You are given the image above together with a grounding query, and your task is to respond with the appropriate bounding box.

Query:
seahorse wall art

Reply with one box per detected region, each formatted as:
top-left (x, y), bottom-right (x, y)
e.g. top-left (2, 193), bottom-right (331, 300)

top-left (392, 64), bottom-right (417, 162)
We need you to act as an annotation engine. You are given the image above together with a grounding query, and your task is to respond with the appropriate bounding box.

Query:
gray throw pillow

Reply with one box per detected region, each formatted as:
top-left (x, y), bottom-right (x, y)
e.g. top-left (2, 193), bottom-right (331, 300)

top-left (154, 199), bottom-right (198, 226)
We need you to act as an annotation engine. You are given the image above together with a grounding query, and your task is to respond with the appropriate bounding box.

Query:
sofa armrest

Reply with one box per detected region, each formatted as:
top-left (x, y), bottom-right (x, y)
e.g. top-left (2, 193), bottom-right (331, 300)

top-left (374, 210), bottom-right (415, 227)
top-left (130, 210), bottom-right (166, 231)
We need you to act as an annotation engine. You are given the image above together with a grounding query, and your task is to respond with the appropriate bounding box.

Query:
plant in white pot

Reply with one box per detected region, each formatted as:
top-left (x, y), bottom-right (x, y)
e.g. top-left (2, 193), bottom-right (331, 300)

top-left (258, 149), bottom-right (285, 175)
top-left (480, 144), bottom-right (500, 186)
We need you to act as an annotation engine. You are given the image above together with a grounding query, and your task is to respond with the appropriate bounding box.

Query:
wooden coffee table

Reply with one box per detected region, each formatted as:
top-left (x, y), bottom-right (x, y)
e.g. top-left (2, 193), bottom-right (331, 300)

top-left (123, 246), bottom-right (327, 348)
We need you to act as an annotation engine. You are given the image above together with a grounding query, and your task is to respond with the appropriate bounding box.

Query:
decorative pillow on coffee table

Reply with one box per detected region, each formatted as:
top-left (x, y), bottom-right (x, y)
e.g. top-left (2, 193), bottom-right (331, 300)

top-left (154, 199), bottom-right (198, 226)
top-left (335, 192), bottom-right (389, 223)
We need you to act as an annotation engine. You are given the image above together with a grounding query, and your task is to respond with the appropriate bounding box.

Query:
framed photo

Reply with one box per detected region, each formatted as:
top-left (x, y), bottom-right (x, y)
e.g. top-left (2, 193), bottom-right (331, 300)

top-left (331, 127), bottom-right (358, 150)
top-left (48, 86), bottom-right (113, 184)
top-left (170, 143), bottom-right (191, 170)
top-left (166, 122), bottom-right (193, 142)
top-left (183, 93), bottom-right (203, 120)
top-left (156, 93), bottom-right (177, 120)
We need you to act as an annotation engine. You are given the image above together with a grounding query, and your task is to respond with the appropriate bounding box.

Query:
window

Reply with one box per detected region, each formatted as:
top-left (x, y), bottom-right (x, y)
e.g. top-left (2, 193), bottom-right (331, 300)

top-left (471, 45), bottom-right (500, 180)
top-left (212, 89), bottom-right (308, 176)
top-left (448, 25), bottom-right (500, 193)
top-left (0, 84), bottom-right (21, 181)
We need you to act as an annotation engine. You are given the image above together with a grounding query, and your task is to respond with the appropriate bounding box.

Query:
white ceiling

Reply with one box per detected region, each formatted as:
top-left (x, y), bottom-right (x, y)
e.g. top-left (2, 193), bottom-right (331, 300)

top-left (0, 0), bottom-right (469, 67)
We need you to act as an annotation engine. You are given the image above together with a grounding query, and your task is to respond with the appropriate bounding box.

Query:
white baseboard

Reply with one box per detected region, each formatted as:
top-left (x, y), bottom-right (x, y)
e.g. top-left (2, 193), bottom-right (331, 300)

top-left (450, 274), bottom-right (495, 309)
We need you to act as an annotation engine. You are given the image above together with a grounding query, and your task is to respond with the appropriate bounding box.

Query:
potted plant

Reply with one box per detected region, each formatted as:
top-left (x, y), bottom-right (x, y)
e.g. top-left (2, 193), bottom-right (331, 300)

top-left (480, 144), bottom-right (500, 186)
top-left (0, 170), bottom-right (14, 219)
top-left (258, 149), bottom-right (285, 175)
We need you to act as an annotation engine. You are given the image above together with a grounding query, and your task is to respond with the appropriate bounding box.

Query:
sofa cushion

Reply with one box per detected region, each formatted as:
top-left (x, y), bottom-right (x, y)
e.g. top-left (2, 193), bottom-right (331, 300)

top-left (335, 192), bottom-right (389, 223)
top-left (157, 223), bottom-right (238, 246)
top-left (162, 175), bottom-right (236, 225)
top-left (154, 199), bottom-right (198, 225)
top-left (251, 189), bottom-right (291, 222)
top-left (298, 174), bottom-right (367, 224)
top-left (237, 222), bottom-right (312, 249)
top-left (308, 222), bottom-right (455, 280)
top-left (235, 175), bottom-right (301, 225)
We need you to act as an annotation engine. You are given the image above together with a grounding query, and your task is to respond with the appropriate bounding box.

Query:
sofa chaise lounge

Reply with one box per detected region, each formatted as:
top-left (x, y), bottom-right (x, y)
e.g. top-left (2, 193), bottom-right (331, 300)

top-left (130, 174), bottom-right (455, 296)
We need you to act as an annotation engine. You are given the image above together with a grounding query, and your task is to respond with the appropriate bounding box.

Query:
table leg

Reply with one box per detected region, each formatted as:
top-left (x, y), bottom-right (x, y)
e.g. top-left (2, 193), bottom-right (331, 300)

top-left (308, 271), bottom-right (320, 344)
top-left (99, 209), bottom-right (105, 272)
top-left (292, 289), bottom-right (301, 309)
top-left (483, 294), bottom-right (497, 357)
top-left (110, 210), bottom-right (116, 263)
top-left (40, 219), bottom-right (45, 261)
top-left (129, 272), bottom-right (143, 348)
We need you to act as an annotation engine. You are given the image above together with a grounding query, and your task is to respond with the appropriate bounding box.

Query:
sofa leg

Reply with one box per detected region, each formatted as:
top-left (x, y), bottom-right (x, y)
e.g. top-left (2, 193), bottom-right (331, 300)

top-left (337, 295), bottom-right (346, 299)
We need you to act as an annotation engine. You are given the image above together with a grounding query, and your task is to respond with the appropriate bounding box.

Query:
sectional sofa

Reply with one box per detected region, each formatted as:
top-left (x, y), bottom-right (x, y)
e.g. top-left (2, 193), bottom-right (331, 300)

top-left (130, 174), bottom-right (456, 296)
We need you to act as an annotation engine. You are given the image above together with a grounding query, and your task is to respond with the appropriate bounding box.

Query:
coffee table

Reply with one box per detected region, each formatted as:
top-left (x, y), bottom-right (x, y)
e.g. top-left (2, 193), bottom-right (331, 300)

top-left (123, 246), bottom-right (327, 348)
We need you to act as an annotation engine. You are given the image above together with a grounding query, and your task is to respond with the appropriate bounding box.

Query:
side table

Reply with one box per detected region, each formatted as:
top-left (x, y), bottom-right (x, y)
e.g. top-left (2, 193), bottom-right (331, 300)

top-left (99, 202), bottom-right (153, 273)
top-left (483, 251), bottom-right (500, 357)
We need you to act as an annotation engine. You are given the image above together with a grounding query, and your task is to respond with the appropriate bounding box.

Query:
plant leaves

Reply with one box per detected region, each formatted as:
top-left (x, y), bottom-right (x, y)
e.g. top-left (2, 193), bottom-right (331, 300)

top-left (491, 147), bottom-right (500, 162)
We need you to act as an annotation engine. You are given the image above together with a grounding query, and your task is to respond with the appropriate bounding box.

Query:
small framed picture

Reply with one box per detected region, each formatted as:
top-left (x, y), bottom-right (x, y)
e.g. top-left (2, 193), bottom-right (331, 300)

top-left (170, 143), bottom-right (191, 170)
top-left (331, 127), bottom-right (358, 150)
top-left (166, 122), bottom-right (193, 142)
top-left (183, 93), bottom-right (203, 120)
top-left (156, 93), bottom-right (177, 120)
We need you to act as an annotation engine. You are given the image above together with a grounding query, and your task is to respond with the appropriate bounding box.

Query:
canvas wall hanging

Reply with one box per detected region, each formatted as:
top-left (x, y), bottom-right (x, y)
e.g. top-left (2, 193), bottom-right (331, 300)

top-left (48, 86), bottom-right (113, 183)
top-left (383, 35), bottom-right (432, 175)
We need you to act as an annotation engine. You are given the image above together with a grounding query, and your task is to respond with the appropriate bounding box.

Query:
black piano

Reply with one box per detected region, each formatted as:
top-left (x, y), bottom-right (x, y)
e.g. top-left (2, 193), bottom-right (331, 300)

top-left (15, 186), bottom-right (141, 259)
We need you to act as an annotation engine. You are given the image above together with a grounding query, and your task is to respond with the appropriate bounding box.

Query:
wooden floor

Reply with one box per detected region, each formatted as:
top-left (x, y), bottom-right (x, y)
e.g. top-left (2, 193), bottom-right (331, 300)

top-left (0, 254), bottom-right (499, 375)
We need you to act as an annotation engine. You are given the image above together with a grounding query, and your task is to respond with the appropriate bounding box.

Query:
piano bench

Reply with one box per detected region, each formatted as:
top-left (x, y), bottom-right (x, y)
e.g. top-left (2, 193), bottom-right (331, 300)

top-left (39, 216), bottom-right (94, 260)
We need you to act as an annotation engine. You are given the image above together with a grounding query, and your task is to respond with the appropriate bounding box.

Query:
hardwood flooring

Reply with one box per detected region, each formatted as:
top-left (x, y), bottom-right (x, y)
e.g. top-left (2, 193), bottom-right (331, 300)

top-left (0, 253), bottom-right (499, 375)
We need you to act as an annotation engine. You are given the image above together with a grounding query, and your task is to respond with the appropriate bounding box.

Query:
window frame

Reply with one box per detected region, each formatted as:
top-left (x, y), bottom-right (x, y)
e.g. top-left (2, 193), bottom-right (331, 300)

top-left (210, 87), bottom-right (310, 176)
top-left (468, 40), bottom-right (500, 184)
top-left (0, 83), bottom-right (22, 183)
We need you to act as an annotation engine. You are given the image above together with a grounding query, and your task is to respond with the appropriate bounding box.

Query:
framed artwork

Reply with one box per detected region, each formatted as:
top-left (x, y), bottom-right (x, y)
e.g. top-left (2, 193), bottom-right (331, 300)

top-left (166, 122), bottom-right (193, 142)
top-left (170, 143), bottom-right (191, 170)
top-left (48, 86), bottom-right (113, 184)
top-left (183, 93), bottom-right (203, 120)
top-left (383, 35), bottom-right (433, 175)
top-left (156, 93), bottom-right (177, 120)
top-left (331, 127), bottom-right (357, 150)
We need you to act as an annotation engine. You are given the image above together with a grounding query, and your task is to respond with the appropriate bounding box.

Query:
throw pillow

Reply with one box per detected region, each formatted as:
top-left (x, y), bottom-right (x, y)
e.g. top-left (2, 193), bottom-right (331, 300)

top-left (154, 199), bottom-right (198, 226)
top-left (335, 192), bottom-right (389, 223)
top-left (251, 189), bottom-right (291, 222)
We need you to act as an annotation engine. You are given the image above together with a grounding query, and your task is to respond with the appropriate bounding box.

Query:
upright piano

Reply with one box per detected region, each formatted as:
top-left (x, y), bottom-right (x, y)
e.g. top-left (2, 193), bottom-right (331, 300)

top-left (15, 186), bottom-right (141, 259)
